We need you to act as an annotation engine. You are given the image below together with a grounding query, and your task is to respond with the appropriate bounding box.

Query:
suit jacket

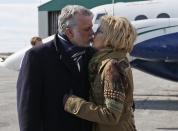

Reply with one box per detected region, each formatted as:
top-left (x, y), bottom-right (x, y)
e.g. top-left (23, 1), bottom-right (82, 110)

top-left (16, 34), bottom-right (95, 131)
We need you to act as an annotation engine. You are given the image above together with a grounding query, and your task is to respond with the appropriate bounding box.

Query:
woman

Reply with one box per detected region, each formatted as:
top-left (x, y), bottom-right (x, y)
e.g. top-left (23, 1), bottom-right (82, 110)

top-left (64, 16), bottom-right (137, 131)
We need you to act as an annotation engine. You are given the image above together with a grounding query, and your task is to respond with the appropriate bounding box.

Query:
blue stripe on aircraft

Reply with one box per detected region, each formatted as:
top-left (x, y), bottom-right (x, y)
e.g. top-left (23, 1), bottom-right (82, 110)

top-left (131, 32), bottom-right (178, 60)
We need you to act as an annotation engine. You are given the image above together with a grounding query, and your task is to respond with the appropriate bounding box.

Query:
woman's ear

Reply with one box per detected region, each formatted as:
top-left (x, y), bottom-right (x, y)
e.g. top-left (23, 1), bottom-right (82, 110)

top-left (65, 28), bottom-right (74, 39)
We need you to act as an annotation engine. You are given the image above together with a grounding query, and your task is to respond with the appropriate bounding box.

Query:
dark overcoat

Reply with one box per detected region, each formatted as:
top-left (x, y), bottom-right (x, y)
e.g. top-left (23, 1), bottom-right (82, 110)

top-left (16, 34), bottom-right (94, 131)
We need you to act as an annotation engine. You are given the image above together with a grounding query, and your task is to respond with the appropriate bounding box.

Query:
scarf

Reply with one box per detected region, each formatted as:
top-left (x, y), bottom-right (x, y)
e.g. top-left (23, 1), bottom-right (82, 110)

top-left (58, 34), bottom-right (86, 71)
top-left (88, 48), bottom-right (127, 83)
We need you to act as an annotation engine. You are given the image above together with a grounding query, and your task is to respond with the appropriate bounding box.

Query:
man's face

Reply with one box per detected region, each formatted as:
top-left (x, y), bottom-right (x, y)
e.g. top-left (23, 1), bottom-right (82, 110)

top-left (71, 14), bottom-right (93, 47)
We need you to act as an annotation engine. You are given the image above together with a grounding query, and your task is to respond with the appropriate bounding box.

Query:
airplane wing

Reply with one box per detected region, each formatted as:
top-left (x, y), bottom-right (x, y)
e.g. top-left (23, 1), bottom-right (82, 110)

top-left (0, 35), bottom-right (54, 71)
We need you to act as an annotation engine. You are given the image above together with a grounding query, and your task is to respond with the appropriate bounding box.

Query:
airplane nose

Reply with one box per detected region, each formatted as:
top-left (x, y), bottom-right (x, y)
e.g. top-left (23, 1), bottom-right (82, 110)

top-left (0, 58), bottom-right (4, 62)
top-left (0, 61), bottom-right (4, 67)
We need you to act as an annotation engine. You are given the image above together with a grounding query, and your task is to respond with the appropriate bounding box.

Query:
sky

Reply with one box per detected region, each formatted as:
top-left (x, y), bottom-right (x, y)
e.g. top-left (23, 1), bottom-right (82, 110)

top-left (0, 0), bottom-right (50, 53)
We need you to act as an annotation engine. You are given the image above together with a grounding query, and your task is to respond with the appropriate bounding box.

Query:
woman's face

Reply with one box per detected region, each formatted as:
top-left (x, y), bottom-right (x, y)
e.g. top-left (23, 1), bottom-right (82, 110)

top-left (92, 27), bottom-right (105, 50)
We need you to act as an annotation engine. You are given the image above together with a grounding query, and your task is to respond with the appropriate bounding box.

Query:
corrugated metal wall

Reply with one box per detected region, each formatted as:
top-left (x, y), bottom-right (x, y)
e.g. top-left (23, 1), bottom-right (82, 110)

top-left (48, 11), bottom-right (60, 36)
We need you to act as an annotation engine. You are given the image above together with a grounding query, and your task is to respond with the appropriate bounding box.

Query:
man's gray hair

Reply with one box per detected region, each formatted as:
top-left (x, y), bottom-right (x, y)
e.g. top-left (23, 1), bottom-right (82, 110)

top-left (58, 5), bottom-right (93, 34)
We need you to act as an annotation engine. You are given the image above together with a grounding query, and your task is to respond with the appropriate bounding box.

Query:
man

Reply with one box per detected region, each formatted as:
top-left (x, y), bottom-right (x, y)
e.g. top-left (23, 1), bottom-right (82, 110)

top-left (30, 36), bottom-right (43, 47)
top-left (17, 5), bottom-right (95, 131)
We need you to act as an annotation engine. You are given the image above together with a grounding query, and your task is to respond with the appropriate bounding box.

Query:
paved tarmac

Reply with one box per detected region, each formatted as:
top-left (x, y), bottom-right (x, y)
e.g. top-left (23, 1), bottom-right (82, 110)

top-left (0, 66), bottom-right (178, 131)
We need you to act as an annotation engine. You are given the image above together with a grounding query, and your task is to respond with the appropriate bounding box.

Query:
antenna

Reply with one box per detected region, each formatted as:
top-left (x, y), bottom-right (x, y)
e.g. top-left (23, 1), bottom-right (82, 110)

top-left (112, 0), bottom-right (115, 16)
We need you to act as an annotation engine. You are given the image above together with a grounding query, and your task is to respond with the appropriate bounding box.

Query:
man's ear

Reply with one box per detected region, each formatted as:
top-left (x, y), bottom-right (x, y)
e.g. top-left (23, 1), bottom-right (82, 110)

top-left (65, 28), bottom-right (74, 39)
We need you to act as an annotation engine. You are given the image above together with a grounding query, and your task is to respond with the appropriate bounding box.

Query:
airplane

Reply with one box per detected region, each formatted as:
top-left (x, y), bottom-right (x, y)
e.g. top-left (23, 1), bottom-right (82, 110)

top-left (91, 0), bottom-right (178, 26)
top-left (131, 18), bottom-right (178, 82)
top-left (0, 0), bottom-right (178, 82)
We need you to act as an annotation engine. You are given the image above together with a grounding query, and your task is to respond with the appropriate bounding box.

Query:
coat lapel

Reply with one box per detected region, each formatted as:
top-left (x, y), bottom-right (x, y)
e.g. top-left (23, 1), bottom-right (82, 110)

top-left (53, 34), bottom-right (80, 76)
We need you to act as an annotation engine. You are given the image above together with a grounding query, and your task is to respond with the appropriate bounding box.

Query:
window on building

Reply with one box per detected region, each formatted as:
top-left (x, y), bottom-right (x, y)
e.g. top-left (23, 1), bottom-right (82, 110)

top-left (95, 13), bottom-right (107, 24)
top-left (48, 11), bottom-right (60, 36)
top-left (157, 13), bottom-right (170, 18)
top-left (135, 15), bottom-right (148, 21)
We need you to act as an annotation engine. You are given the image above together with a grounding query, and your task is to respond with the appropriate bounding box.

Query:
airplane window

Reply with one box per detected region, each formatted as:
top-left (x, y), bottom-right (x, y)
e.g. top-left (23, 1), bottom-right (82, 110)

top-left (135, 15), bottom-right (148, 21)
top-left (157, 13), bottom-right (170, 18)
top-left (95, 13), bottom-right (106, 24)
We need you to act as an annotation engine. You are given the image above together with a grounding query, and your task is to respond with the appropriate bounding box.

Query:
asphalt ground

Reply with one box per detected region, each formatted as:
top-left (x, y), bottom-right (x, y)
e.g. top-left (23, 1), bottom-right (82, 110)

top-left (0, 67), bottom-right (178, 131)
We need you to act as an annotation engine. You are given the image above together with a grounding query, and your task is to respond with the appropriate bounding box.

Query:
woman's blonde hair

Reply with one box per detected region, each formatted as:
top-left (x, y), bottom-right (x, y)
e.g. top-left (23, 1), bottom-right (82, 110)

top-left (100, 16), bottom-right (137, 52)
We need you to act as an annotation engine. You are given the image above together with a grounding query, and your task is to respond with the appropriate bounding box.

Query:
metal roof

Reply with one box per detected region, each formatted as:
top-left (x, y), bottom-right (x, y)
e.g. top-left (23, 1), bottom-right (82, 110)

top-left (38, 0), bottom-right (146, 11)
